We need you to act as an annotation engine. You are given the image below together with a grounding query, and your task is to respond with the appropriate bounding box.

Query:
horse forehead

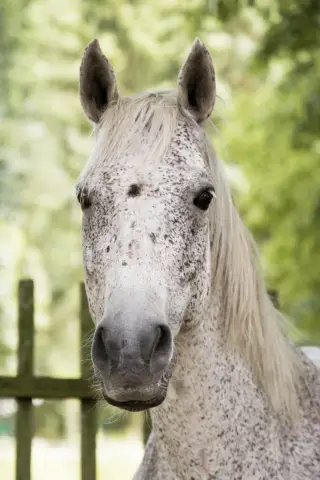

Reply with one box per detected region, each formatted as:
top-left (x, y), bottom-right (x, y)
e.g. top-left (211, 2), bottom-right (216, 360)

top-left (91, 124), bottom-right (205, 190)
top-left (95, 156), bottom-right (200, 189)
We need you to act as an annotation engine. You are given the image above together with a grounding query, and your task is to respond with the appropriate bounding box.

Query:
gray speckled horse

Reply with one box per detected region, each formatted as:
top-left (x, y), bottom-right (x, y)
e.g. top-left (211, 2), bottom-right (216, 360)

top-left (77, 38), bottom-right (320, 479)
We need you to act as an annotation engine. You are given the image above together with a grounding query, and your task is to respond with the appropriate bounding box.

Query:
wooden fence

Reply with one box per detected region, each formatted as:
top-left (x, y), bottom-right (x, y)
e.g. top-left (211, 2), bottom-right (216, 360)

top-left (0, 280), bottom-right (279, 479)
top-left (0, 279), bottom-right (96, 480)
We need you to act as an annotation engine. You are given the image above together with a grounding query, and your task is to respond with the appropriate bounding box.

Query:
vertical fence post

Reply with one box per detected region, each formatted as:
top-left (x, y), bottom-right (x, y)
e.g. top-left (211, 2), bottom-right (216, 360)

top-left (80, 283), bottom-right (97, 480)
top-left (16, 280), bottom-right (34, 480)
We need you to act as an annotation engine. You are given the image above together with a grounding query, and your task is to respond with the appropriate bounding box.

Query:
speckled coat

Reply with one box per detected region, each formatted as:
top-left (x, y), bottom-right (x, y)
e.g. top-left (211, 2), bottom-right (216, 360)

top-left (135, 330), bottom-right (320, 480)
top-left (77, 38), bottom-right (320, 480)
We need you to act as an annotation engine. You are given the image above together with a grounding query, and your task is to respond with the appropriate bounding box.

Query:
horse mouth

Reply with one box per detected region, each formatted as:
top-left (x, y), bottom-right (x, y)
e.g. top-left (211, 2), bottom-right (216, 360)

top-left (97, 352), bottom-right (177, 412)
top-left (101, 372), bottom-right (171, 412)
top-left (103, 390), bottom-right (166, 412)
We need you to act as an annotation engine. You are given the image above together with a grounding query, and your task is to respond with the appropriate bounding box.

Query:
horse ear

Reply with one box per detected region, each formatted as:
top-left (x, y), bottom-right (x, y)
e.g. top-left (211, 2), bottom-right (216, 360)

top-left (177, 39), bottom-right (216, 123)
top-left (79, 39), bottom-right (119, 123)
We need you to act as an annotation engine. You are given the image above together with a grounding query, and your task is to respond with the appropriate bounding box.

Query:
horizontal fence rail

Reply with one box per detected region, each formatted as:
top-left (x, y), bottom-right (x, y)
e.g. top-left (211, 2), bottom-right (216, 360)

top-left (0, 377), bottom-right (96, 399)
top-left (0, 280), bottom-right (280, 479)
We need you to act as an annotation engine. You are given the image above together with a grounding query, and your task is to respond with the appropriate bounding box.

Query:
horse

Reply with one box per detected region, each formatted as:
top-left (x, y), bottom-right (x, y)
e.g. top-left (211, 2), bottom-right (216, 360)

top-left (76, 38), bottom-right (320, 479)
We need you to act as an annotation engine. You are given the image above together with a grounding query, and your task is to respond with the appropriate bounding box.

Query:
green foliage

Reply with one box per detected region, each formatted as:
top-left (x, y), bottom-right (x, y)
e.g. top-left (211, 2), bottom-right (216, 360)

top-left (218, 1), bottom-right (320, 342)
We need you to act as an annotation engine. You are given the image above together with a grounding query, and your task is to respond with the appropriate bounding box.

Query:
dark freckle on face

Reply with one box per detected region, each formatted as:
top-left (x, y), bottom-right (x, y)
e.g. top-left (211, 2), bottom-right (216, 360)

top-left (106, 246), bottom-right (110, 253)
top-left (149, 232), bottom-right (156, 244)
top-left (131, 221), bottom-right (136, 229)
top-left (122, 260), bottom-right (128, 266)
top-left (128, 183), bottom-right (141, 197)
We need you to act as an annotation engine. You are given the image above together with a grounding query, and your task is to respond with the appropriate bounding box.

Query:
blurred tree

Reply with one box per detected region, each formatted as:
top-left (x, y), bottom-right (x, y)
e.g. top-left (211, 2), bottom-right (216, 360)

top-left (218, 0), bottom-right (320, 342)
top-left (0, 0), bottom-right (34, 372)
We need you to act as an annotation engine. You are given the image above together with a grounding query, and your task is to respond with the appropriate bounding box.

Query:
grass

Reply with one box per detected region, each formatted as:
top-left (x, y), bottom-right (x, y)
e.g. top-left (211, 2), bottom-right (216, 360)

top-left (0, 434), bottom-right (144, 480)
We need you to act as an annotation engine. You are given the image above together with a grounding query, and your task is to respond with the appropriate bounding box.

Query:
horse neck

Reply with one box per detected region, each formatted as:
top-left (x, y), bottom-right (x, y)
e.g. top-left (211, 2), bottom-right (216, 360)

top-left (150, 295), bottom-right (279, 470)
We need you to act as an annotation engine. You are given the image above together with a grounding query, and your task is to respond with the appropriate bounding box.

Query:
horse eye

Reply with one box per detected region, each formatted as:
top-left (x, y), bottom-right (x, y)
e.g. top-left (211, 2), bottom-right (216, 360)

top-left (76, 188), bottom-right (91, 210)
top-left (193, 188), bottom-right (215, 211)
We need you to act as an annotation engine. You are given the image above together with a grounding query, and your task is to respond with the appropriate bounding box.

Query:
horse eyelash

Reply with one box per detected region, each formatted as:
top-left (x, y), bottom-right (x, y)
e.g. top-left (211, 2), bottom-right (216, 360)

top-left (210, 188), bottom-right (216, 199)
top-left (198, 185), bottom-right (216, 198)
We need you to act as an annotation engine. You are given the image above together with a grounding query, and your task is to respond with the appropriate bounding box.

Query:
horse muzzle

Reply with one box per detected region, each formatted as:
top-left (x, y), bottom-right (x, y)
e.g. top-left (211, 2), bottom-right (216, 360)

top-left (91, 315), bottom-right (174, 411)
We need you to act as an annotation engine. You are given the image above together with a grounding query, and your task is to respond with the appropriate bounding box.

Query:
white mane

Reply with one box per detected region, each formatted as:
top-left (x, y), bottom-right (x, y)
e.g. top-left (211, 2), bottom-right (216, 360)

top-left (205, 135), bottom-right (302, 417)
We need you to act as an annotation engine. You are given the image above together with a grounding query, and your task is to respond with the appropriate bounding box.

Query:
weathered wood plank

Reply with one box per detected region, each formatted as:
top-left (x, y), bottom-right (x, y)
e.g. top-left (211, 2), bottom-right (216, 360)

top-left (16, 399), bottom-right (33, 480)
top-left (16, 279), bottom-right (34, 480)
top-left (81, 399), bottom-right (97, 480)
top-left (0, 376), bottom-right (95, 398)
top-left (80, 283), bottom-right (97, 480)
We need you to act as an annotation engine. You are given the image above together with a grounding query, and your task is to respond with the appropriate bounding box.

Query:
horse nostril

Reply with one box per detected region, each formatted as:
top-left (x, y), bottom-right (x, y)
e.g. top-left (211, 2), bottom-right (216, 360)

top-left (98, 326), bottom-right (106, 349)
top-left (91, 325), bottom-right (109, 369)
top-left (149, 324), bottom-right (172, 374)
top-left (152, 325), bottom-right (171, 358)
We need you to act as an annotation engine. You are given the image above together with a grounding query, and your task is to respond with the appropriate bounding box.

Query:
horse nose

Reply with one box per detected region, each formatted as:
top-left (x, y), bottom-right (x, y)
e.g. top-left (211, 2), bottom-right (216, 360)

top-left (91, 322), bottom-right (172, 374)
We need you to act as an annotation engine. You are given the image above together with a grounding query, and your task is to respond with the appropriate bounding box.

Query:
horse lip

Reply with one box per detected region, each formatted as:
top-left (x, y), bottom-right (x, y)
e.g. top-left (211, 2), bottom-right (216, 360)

top-left (103, 392), bottom-right (166, 412)
top-left (103, 378), bottom-right (169, 411)
top-left (106, 385), bottom-right (158, 402)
